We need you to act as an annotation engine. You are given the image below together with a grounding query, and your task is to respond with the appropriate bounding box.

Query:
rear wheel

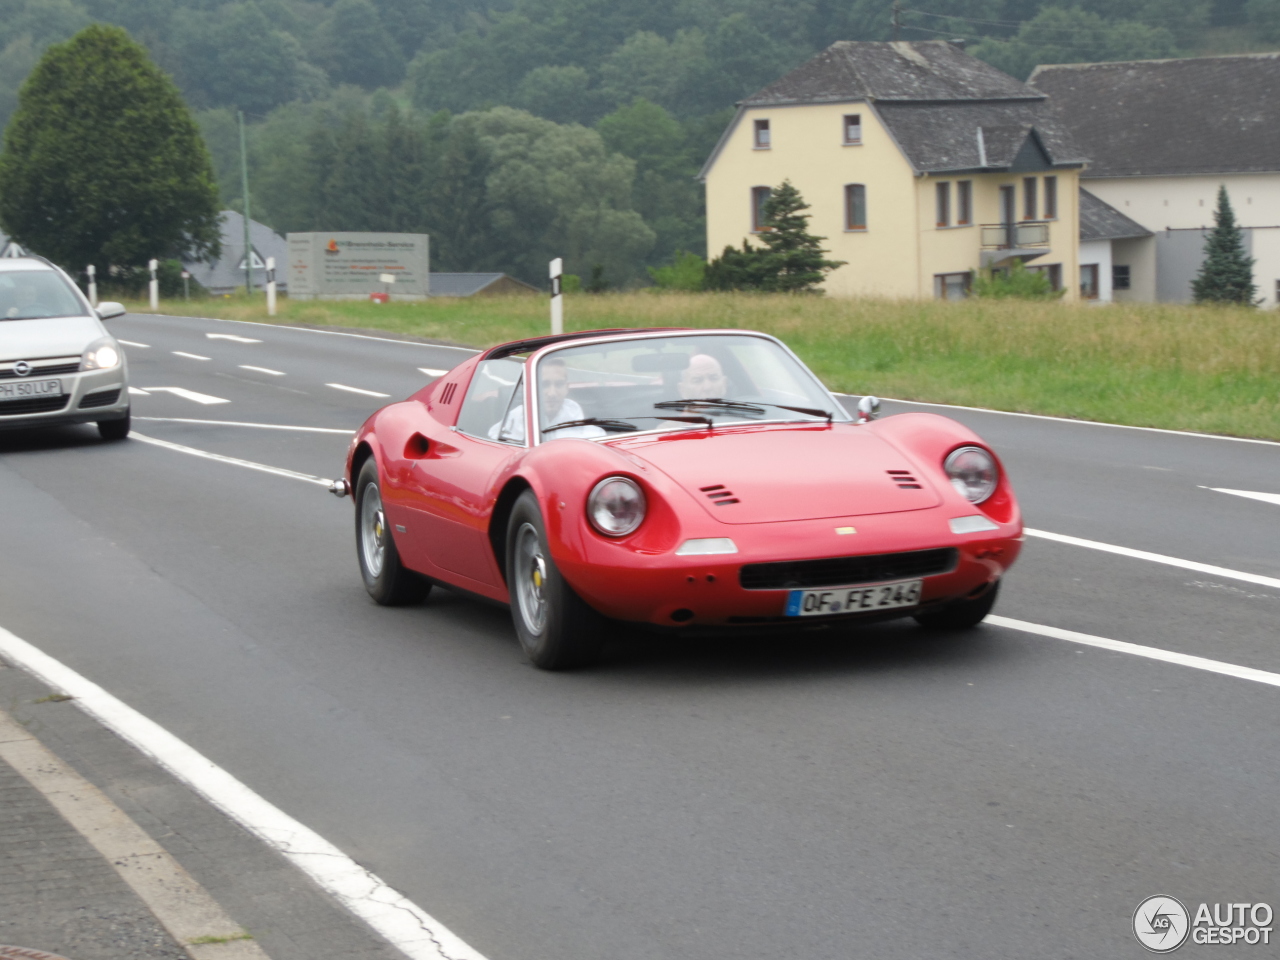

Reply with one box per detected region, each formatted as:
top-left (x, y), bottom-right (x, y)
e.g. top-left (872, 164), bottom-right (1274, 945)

top-left (355, 459), bottom-right (430, 605)
top-left (98, 409), bottom-right (130, 441)
top-left (506, 490), bottom-right (603, 670)
top-left (913, 580), bottom-right (999, 629)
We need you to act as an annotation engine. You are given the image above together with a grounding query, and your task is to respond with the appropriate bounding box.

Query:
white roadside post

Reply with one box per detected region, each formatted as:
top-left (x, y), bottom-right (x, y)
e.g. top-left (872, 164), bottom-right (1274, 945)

top-left (379, 272), bottom-right (395, 303)
top-left (266, 257), bottom-right (277, 316)
top-left (549, 257), bottom-right (563, 334)
top-left (86, 265), bottom-right (97, 307)
top-left (181, 269), bottom-right (191, 301)
top-left (148, 258), bottom-right (159, 311)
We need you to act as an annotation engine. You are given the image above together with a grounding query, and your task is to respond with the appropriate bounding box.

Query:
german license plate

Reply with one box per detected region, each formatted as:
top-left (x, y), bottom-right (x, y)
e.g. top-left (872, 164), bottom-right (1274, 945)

top-left (785, 579), bottom-right (922, 617)
top-left (0, 378), bottom-right (62, 400)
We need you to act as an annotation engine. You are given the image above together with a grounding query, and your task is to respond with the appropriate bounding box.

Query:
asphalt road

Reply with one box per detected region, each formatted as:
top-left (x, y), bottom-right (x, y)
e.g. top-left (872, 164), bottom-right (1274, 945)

top-left (2, 311), bottom-right (1278, 960)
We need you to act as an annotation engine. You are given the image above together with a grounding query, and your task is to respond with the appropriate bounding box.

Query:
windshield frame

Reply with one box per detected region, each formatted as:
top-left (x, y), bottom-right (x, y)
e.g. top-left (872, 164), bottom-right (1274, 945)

top-left (527, 329), bottom-right (851, 447)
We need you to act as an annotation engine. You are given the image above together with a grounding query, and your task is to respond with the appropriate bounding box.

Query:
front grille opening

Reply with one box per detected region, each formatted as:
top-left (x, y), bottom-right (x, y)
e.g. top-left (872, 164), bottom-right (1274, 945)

top-left (740, 547), bottom-right (958, 590)
top-left (79, 388), bottom-right (121, 409)
top-left (0, 395), bottom-right (69, 416)
top-left (0, 357), bottom-right (81, 379)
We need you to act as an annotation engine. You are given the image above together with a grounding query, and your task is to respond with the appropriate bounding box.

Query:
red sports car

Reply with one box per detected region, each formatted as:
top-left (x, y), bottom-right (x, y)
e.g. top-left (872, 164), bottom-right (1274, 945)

top-left (337, 328), bottom-right (1022, 669)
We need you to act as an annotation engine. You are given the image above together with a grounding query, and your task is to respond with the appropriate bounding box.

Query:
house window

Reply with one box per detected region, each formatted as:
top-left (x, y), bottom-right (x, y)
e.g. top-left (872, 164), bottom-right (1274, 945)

top-left (1028, 262), bottom-right (1062, 290)
top-left (1023, 177), bottom-right (1037, 220)
top-left (843, 114), bottom-right (862, 144)
top-left (956, 181), bottom-right (972, 225)
top-left (751, 186), bottom-right (772, 232)
top-left (1080, 263), bottom-right (1099, 300)
top-left (1044, 176), bottom-right (1057, 219)
top-left (936, 182), bottom-right (951, 227)
top-left (845, 184), bottom-right (867, 230)
top-left (754, 119), bottom-right (770, 149)
top-left (1113, 264), bottom-right (1131, 290)
top-left (934, 272), bottom-right (970, 300)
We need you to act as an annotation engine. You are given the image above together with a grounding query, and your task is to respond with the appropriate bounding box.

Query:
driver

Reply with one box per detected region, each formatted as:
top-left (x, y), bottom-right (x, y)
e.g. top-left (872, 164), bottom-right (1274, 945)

top-left (678, 354), bottom-right (729, 400)
top-left (490, 357), bottom-right (604, 441)
top-left (2, 278), bottom-right (48, 319)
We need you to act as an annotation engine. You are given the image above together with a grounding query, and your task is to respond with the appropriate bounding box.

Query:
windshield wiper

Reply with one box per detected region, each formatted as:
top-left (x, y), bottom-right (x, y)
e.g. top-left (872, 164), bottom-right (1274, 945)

top-left (754, 401), bottom-right (833, 422)
top-left (653, 398), bottom-right (767, 414)
top-left (543, 417), bottom-right (640, 433)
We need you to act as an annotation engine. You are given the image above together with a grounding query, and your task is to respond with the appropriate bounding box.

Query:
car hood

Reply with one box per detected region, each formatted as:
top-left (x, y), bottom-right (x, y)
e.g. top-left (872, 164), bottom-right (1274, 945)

top-left (618, 424), bottom-right (941, 524)
top-left (0, 316), bottom-right (103, 361)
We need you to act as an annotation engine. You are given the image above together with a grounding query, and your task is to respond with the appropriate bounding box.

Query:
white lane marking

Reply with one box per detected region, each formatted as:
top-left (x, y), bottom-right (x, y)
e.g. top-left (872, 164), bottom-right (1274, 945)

top-left (0, 623), bottom-right (489, 960)
top-left (131, 432), bottom-right (330, 485)
top-left (834, 393), bottom-right (1280, 448)
top-left (172, 351), bottom-right (211, 361)
top-left (206, 333), bottom-right (261, 343)
top-left (128, 387), bottom-right (150, 396)
top-left (117, 340), bottom-right (150, 348)
top-left (239, 364), bottom-right (286, 376)
top-left (1204, 486), bottom-right (1280, 507)
top-left (143, 386), bottom-right (229, 405)
top-left (989, 616), bottom-right (1280, 690)
top-left (135, 417), bottom-right (353, 435)
top-left (327, 383), bottom-right (390, 398)
top-left (1026, 528), bottom-right (1280, 591)
top-left (419, 367), bottom-right (448, 377)
top-left (143, 314), bottom-right (476, 352)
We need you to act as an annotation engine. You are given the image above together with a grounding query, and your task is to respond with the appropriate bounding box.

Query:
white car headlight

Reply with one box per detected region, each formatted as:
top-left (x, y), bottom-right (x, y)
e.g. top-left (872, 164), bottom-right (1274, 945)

top-left (587, 476), bottom-right (646, 536)
top-left (81, 340), bottom-right (120, 371)
top-left (944, 446), bottom-right (998, 504)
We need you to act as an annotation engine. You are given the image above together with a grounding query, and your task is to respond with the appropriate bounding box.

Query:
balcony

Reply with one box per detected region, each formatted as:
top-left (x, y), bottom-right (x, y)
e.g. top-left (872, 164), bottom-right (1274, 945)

top-left (980, 221), bottom-right (1050, 267)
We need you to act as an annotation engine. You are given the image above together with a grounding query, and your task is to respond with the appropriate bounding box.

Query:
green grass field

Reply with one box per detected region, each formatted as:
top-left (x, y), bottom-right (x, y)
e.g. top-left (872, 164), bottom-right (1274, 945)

top-left (125, 292), bottom-right (1280, 441)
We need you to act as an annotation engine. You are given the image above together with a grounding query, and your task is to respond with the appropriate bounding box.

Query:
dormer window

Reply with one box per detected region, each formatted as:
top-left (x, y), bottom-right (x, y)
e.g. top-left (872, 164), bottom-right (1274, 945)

top-left (843, 114), bottom-right (862, 145)
top-left (754, 119), bottom-right (770, 149)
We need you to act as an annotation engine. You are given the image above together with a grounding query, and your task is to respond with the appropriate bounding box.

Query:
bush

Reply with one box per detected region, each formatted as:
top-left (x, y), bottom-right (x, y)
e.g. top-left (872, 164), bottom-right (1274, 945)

top-left (648, 250), bottom-right (706, 290)
top-left (971, 260), bottom-right (1062, 300)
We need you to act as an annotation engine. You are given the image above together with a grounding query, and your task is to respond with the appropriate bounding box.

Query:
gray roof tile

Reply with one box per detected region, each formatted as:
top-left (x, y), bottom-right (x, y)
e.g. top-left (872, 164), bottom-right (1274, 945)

top-left (874, 101), bottom-right (1086, 172)
top-left (1078, 188), bottom-right (1152, 241)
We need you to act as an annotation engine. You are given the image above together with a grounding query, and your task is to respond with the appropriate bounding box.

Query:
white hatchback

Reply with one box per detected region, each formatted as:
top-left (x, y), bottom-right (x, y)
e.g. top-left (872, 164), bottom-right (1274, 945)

top-left (0, 256), bottom-right (131, 440)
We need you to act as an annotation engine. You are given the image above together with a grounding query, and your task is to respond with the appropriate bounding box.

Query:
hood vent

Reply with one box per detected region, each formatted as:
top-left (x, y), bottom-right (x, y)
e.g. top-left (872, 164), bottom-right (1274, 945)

top-left (700, 483), bottom-right (740, 506)
top-left (887, 469), bottom-right (922, 490)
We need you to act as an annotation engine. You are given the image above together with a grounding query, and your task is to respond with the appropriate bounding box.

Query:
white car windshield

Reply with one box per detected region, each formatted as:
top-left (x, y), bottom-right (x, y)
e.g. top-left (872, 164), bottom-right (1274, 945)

top-left (0, 270), bottom-right (88, 321)
top-left (535, 334), bottom-right (847, 440)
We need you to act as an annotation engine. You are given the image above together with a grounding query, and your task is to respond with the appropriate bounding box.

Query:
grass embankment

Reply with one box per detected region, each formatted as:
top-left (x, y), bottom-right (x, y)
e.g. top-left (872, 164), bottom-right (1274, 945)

top-left (125, 293), bottom-right (1280, 440)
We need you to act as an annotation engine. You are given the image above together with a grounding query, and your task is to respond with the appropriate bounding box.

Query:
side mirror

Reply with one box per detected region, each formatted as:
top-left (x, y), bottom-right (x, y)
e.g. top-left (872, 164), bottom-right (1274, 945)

top-left (856, 395), bottom-right (881, 422)
top-left (96, 301), bottom-right (126, 320)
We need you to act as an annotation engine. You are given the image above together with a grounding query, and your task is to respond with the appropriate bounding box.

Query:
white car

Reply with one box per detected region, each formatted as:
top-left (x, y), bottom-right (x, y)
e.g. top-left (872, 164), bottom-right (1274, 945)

top-left (0, 256), bottom-right (131, 440)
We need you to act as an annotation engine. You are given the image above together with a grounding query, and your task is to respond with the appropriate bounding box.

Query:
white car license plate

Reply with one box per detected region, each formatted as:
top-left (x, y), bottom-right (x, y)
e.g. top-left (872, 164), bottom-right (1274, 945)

top-left (785, 579), bottom-right (922, 617)
top-left (0, 378), bottom-right (62, 400)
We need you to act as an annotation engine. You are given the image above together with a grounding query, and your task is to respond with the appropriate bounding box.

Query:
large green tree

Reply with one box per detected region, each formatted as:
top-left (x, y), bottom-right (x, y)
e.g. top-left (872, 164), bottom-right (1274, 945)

top-left (1192, 185), bottom-right (1257, 305)
top-left (0, 24), bottom-right (220, 271)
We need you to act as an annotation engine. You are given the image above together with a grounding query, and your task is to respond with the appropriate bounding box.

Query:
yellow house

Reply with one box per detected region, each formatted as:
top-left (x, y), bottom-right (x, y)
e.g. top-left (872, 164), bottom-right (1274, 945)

top-left (700, 41), bottom-right (1088, 300)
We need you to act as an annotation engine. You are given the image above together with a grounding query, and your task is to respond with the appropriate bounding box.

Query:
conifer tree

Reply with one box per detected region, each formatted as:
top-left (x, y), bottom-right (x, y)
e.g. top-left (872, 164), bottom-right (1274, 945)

top-left (1192, 185), bottom-right (1257, 305)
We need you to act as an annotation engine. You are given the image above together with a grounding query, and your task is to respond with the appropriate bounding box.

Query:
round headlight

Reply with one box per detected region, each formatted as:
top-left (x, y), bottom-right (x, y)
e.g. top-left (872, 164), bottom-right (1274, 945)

top-left (81, 341), bottom-right (119, 371)
top-left (944, 446), bottom-right (998, 503)
top-left (587, 476), bottom-right (646, 536)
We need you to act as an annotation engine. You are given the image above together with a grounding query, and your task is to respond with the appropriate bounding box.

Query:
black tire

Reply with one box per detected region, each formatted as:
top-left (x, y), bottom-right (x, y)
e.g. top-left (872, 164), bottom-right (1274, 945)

top-left (355, 459), bottom-right (431, 606)
top-left (97, 408), bottom-right (130, 441)
top-left (506, 490), bottom-right (603, 670)
top-left (914, 580), bottom-right (999, 629)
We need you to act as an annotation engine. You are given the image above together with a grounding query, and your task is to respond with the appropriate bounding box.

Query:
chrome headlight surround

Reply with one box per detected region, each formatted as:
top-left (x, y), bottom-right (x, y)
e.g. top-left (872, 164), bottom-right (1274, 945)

top-left (81, 338), bottom-right (120, 372)
top-left (944, 446), bottom-right (998, 504)
top-left (586, 476), bottom-right (646, 537)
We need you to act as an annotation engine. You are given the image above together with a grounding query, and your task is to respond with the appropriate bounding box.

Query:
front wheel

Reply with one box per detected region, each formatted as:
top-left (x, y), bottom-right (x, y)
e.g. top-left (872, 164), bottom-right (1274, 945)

top-left (98, 409), bottom-right (130, 441)
top-left (355, 459), bottom-right (430, 605)
top-left (506, 490), bottom-right (603, 670)
top-left (913, 580), bottom-right (999, 629)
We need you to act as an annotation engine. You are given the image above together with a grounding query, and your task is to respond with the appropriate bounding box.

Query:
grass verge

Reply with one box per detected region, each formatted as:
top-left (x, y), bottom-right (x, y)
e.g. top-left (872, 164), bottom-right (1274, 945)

top-left (122, 293), bottom-right (1280, 441)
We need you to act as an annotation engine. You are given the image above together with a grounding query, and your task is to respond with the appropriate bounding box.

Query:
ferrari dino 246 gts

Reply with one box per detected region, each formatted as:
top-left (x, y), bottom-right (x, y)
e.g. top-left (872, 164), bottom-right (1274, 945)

top-left (337, 328), bottom-right (1022, 669)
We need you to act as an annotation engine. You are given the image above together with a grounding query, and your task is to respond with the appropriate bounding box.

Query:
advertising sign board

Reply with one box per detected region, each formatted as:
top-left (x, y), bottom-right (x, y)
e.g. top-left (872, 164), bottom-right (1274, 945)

top-left (287, 232), bottom-right (429, 299)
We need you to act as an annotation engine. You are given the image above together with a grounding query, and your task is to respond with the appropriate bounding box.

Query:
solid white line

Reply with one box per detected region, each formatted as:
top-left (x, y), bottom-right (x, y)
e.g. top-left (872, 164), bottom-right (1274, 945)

top-left (419, 368), bottom-right (448, 377)
top-left (131, 432), bottom-right (331, 486)
top-left (834, 393), bottom-right (1280, 448)
top-left (207, 333), bottom-right (262, 343)
top-left (0, 623), bottom-right (489, 960)
top-left (1026, 528), bottom-right (1280, 591)
top-left (143, 386), bottom-right (229, 405)
top-left (128, 387), bottom-right (150, 396)
top-left (183, 316), bottom-right (475, 352)
top-left (239, 364), bottom-right (286, 376)
top-left (989, 616), bottom-right (1280, 690)
top-left (135, 417), bottom-right (354, 434)
top-left (117, 340), bottom-right (150, 348)
top-left (1205, 486), bottom-right (1280, 507)
top-left (173, 351), bottom-right (212, 361)
top-left (327, 383), bottom-right (390, 398)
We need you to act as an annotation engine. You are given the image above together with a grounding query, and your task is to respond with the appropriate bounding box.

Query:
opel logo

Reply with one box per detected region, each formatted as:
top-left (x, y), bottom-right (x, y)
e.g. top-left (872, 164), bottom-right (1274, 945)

top-left (12, 361), bottom-right (30, 377)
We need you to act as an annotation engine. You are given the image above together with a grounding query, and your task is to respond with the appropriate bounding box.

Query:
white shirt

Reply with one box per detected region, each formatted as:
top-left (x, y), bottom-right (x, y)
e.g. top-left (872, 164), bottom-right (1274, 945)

top-left (488, 397), bottom-right (605, 443)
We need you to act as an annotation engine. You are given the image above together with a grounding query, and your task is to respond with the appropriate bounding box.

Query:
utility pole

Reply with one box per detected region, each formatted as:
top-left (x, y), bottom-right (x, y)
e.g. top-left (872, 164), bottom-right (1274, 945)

top-left (239, 110), bottom-right (252, 296)
top-left (892, 0), bottom-right (901, 41)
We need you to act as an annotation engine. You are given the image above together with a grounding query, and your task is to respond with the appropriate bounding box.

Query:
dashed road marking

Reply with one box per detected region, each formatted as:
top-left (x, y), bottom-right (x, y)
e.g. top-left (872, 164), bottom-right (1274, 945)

top-left (131, 433), bottom-right (330, 485)
top-left (239, 365), bottom-right (285, 376)
top-left (128, 387), bottom-right (150, 396)
top-left (326, 383), bottom-right (390, 398)
top-left (135, 417), bottom-right (353, 434)
top-left (142, 387), bottom-right (229, 405)
top-left (419, 367), bottom-right (448, 377)
top-left (1203, 486), bottom-right (1280, 507)
top-left (172, 351), bottom-right (211, 361)
top-left (117, 340), bottom-right (150, 348)
top-left (206, 333), bottom-right (262, 343)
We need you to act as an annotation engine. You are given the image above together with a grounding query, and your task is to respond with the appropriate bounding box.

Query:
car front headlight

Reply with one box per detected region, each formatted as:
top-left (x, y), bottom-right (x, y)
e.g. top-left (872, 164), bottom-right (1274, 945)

top-left (81, 339), bottom-right (120, 371)
top-left (587, 476), bottom-right (646, 536)
top-left (944, 446), bottom-right (998, 503)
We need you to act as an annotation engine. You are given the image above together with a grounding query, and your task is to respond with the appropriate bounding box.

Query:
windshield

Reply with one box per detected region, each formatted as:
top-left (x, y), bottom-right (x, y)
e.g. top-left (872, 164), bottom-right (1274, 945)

top-left (0, 270), bottom-right (88, 321)
top-left (534, 333), bottom-right (846, 442)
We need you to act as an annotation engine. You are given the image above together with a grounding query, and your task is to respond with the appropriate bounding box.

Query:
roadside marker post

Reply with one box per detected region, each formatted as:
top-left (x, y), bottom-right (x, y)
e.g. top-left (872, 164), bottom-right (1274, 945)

top-left (148, 259), bottom-right (159, 312)
top-left (181, 269), bottom-right (191, 301)
top-left (266, 257), bottom-right (277, 316)
top-left (86, 264), bottom-right (97, 307)
top-left (550, 257), bottom-right (563, 334)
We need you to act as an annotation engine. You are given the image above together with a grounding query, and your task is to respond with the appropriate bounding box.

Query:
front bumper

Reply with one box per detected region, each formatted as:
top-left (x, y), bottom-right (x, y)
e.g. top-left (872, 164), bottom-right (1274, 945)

top-left (0, 367), bottom-right (129, 432)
